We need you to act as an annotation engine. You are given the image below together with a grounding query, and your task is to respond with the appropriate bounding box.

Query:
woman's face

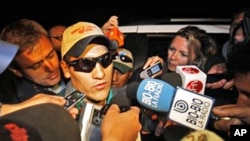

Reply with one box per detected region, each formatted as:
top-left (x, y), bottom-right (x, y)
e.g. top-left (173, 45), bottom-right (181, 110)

top-left (61, 44), bottom-right (113, 105)
top-left (167, 36), bottom-right (194, 72)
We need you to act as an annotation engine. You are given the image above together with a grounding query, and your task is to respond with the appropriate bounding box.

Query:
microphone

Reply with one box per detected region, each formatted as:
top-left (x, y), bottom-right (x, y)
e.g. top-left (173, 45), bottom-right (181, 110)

top-left (78, 94), bottom-right (132, 141)
top-left (126, 72), bottom-right (182, 112)
top-left (136, 78), bottom-right (176, 112)
top-left (110, 94), bottom-right (132, 106)
top-left (100, 94), bottom-right (132, 115)
top-left (160, 72), bottom-right (182, 88)
top-left (127, 72), bottom-right (215, 131)
top-left (101, 94), bottom-right (141, 141)
top-left (126, 73), bottom-right (182, 135)
top-left (175, 65), bottom-right (207, 94)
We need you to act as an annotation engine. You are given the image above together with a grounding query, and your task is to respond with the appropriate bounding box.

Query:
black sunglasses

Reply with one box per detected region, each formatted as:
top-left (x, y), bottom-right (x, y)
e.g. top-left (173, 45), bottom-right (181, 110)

top-left (67, 52), bottom-right (115, 73)
top-left (115, 52), bottom-right (133, 63)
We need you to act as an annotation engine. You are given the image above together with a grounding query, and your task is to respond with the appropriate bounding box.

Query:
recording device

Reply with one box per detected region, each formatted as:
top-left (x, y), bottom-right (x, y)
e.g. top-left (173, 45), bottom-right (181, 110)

top-left (100, 94), bottom-right (131, 115)
top-left (78, 102), bottom-right (102, 141)
top-left (168, 87), bottom-right (215, 130)
top-left (126, 74), bottom-right (182, 134)
top-left (126, 73), bottom-right (182, 111)
top-left (206, 73), bottom-right (233, 83)
top-left (127, 74), bottom-right (215, 131)
top-left (140, 61), bottom-right (163, 79)
top-left (176, 65), bottom-right (207, 94)
top-left (64, 90), bottom-right (85, 110)
top-left (78, 94), bottom-right (132, 141)
top-left (136, 78), bottom-right (176, 112)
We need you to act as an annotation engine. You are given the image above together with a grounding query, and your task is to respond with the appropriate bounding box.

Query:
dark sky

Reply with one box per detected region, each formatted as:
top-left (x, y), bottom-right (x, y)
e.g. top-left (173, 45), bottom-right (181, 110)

top-left (0, 1), bottom-right (249, 30)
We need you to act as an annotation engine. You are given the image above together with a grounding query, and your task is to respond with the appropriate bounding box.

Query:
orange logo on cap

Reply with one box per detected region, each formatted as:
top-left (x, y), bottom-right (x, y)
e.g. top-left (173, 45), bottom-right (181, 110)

top-left (71, 25), bottom-right (96, 35)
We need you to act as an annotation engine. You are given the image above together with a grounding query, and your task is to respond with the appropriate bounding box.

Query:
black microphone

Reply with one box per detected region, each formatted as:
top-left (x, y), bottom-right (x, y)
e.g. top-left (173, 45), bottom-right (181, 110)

top-left (78, 94), bottom-right (132, 141)
top-left (110, 94), bottom-right (132, 106)
top-left (126, 73), bottom-right (182, 135)
top-left (100, 94), bottom-right (131, 115)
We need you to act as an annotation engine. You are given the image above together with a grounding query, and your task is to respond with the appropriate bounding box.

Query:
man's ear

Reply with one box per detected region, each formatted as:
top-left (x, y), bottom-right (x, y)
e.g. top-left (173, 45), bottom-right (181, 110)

top-left (8, 67), bottom-right (23, 77)
top-left (60, 61), bottom-right (71, 79)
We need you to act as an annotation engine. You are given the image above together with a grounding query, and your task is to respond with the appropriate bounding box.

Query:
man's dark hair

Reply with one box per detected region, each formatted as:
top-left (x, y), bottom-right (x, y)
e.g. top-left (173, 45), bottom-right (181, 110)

top-left (228, 40), bottom-right (250, 76)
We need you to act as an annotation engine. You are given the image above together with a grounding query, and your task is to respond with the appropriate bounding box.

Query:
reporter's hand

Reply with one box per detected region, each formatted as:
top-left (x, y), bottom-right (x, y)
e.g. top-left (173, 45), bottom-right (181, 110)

top-left (101, 15), bottom-right (118, 34)
top-left (1, 94), bottom-right (79, 119)
top-left (101, 104), bottom-right (141, 141)
top-left (67, 107), bottom-right (79, 119)
top-left (212, 104), bottom-right (250, 136)
top-left (206, 78), bottom-right (234, 90)
top-left (142, 56), bottom-right (164, 78)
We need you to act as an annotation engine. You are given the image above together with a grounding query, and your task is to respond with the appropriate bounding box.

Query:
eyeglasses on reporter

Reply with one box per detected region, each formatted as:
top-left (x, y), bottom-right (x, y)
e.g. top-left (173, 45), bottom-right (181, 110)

top-left (66, 51), bottom-right (115, 73)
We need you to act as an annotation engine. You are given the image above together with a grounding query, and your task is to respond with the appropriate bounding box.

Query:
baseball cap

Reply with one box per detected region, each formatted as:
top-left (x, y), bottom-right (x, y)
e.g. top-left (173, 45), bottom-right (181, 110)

top-left (113, 48), bottom-right (133, 73)
top-left (0, 40), bottom-right (18, 74)
top-left (0, 118), bottom-right (43, 141)
top-left (0, 103), bottom-right (81, 141)
top-left (61, 21), bottom-right (116, 59)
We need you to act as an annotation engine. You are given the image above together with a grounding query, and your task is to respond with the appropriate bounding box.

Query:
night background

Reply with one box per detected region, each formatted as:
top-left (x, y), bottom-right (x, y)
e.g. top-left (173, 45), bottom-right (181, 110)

top-left (1, 1), bottom-right (250, 30)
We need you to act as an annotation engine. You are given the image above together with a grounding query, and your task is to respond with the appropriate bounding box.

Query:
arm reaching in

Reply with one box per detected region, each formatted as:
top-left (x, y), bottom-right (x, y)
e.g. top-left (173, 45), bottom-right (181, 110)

top-left (1, 93), bottom-right (78, 119)
top-left (101, 104), bottom-right (141, 141)
top-left (212, 104), bottom-right (250, 136)
top-left (101, 15), bottom-right (119, 34)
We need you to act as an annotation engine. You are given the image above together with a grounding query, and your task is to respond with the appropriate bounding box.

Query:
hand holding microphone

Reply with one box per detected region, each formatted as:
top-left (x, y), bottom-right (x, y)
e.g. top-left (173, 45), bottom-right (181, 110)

top-left (127, 73), bottom-right (181, 135)
top-left (100, 94), bottom-right (131, 116)
top-left (101, 104), bottom-right (141, 141)
top-left (101, 94), bottom-right (142, 141)
top-left (127, 72), bottom-right (215, 132)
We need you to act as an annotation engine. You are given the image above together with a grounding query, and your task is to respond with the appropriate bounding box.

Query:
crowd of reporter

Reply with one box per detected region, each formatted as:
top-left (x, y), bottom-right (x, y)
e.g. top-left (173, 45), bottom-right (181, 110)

top-left (0, 8), bottom-right (250, 141)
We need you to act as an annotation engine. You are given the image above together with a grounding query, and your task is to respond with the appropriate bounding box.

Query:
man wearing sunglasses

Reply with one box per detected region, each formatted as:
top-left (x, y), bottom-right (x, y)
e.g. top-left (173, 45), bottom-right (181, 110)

top-left (0, 16), bottom-right (119, 104)
top-left (61, 21), bottom-right (117, 104)
top-left (112, 47), bottom-right (134, 96)
top-left (60, 21), bottom-right (119, 141)
top-left (0, 40), bottom-right (141, 141)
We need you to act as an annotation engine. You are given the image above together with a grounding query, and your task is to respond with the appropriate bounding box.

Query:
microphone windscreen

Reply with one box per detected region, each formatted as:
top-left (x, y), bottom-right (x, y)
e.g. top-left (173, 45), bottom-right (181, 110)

top-left (137, 78), bottom-right (176, 112)
top-left (126, 81), bottom-right (140, 100)
top-left (160, 72), bottom-right (182, 88)
top-left (110, 94), bottom-right (132, 106)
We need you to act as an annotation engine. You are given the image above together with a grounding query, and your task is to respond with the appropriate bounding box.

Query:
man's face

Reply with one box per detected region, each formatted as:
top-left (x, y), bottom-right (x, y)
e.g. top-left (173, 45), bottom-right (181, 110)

top-left (49, 25), bottom-right (66, 51)
top-left (235, 73), bottom-right (250, 105)
top-left (13, 35), bottom-right (61, 86)
top-left (112, 68), bottom-right (132, 88)
top-left (62, 44), bottom-right (113, 105)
